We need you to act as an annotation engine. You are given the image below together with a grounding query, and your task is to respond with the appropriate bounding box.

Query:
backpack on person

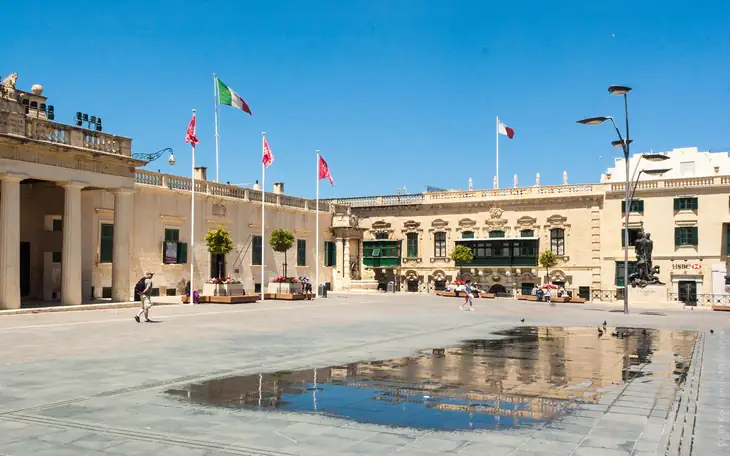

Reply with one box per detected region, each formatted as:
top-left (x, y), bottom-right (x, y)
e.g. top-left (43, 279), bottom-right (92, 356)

top-left (134, 277), bottom-right (147, 294)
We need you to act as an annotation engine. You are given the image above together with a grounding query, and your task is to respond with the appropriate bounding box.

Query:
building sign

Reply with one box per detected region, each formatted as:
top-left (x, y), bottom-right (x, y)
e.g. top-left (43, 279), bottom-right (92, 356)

top-left (672, 263), bottom-right (702, 271)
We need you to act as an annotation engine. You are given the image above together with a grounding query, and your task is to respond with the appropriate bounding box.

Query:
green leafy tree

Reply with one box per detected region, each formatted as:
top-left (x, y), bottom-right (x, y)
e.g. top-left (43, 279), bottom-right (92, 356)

top-left (205, 227), bottom-right (235, 278)
top-left (538, 250), bottom-right (560, 285)
top-left (269, 229), bottom-right (295, 278)
top-left (450, 245), bottom-right (474, 279)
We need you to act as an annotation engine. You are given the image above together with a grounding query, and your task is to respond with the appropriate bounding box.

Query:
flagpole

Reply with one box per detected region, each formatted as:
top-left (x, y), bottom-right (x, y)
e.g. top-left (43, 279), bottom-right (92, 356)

top-left (191, 109), bottom-right (196, 301)
top-left (261, 132), bottom-right (266, 301)
top-left (496, 115), bottom-right (499, 189)
top-left (213, 73), bottom-right (220, 182)
top-left (315, 150), bottom-right (320, 298)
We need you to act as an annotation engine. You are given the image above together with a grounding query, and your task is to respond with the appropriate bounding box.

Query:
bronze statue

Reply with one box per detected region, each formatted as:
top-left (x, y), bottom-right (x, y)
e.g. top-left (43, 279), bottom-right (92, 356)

top-left (629, 230), bottom-right (663, 288)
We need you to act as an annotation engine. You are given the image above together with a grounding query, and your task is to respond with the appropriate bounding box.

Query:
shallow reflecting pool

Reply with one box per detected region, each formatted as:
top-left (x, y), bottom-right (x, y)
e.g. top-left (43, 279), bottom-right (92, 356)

top-left (165, 326), bottom-right (696, 431)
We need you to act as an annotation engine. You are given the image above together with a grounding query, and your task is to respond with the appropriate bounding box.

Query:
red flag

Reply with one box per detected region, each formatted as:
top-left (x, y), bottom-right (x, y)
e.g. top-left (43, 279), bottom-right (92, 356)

top-left (262, 136), bottom-right (274, 168)
top-left (318, 155), bottom-right (334, 185)
top-left (498, 120), bottom-right (515, 139)
top-left (185, 112), bottom-right (199, 146)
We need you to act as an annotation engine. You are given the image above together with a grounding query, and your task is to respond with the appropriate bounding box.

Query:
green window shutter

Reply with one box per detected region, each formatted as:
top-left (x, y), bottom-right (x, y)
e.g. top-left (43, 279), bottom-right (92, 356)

top-left (691, 227), bottom-right (699, 246)
top-left (674, 227), bottom-right (681, 246)
top-left (621, 228), bottom-right (625, 248)
top-left (297, 240), bottom-right (306, 266)
top-left (637, 200), bottom-right (644, 212)
top-left (162, 241), bottom-right (167, 263)
top-left (673, 198), bottom-right (680, 210)
top-left (621, 201), bottom-right (626, 213)
top-left (462, 231), bottom-right (474, 239)
top-left (99, 223), bottom-right (114, 263)
top-left (252, 236), bottom-right (262, 265)
top-left (177, 242), bottom-right (188, 264)
top-left (407, 233), bottom-right (418, 257)
top-left (331, 242), bottom-right (337, 266)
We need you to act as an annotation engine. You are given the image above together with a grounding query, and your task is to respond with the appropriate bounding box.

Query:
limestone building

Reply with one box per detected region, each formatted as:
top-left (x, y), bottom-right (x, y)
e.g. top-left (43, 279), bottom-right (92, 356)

top-left (328, 147), bottom-right (730, 307)
top-left (2, 72), bottom-right (730, 310)
top-left (0, 74), bottom-right (336, 310)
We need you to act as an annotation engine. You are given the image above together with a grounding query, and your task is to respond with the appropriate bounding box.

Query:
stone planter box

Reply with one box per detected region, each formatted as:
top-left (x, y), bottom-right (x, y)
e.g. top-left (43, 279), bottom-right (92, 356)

top-left (267, 282), bottom-right (302, 294)
top-left (202, 283), bottom-right (245, 296)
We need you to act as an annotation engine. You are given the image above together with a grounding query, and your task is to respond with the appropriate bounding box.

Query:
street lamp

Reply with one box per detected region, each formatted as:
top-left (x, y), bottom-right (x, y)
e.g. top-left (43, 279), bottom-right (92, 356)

top-left (630, 168), bottom-right (672, 203)
top-left (577, 85), bottom-right (635, 314)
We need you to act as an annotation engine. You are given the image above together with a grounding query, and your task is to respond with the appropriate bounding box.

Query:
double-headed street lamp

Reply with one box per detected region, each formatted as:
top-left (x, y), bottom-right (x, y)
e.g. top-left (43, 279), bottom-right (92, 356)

top-left (577, 85), bottom-right (670, 314)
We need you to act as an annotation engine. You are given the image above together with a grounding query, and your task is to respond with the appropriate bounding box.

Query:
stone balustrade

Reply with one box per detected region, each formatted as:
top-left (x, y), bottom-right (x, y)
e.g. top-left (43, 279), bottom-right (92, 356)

top-left (325, 184), bottom-right (597, 207)
top-left (608, 175), bottom-right (728, 192)
top-left (134, 169), bottom-right (337, 213)
top-left (0, 102), bottom-right (132, 156)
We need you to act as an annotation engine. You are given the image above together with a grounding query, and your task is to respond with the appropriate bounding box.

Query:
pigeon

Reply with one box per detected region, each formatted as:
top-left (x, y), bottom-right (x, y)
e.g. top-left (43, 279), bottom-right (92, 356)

top-left (520, 318), bottom-right (525, 323)
top-left (642, 329), bottom-right (648, 336)
top-left (597, 326), bottom-right (604, 336)
top-left (710, 329), bottom-right (714, 334)
top-left (611, 331), bottom-right (619, 337)
top-left (602, 320), bottom-right (607, 327)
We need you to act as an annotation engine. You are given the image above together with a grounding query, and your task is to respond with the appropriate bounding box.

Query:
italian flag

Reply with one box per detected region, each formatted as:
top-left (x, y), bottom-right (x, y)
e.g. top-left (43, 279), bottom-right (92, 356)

top-left (217, 79), bottom-right (252, 115)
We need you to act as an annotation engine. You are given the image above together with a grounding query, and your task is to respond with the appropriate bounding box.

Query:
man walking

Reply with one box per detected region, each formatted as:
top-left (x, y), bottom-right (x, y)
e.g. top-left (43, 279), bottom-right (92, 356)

top-left (135, 272), bottom-right (155, 323)
top-left (460, 279), bottom-right (475, 311)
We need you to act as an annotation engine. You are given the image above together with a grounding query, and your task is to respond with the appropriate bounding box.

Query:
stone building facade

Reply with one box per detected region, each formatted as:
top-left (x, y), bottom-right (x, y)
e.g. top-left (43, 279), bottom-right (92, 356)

top-left (0, 74), bottom-right (336, 309)
top-left (328, 147), bottom-right (730, 307)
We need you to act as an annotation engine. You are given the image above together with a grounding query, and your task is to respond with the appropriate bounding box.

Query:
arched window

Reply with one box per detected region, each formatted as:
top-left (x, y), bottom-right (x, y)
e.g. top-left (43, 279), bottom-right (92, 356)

top-left (550, 228), bottom-right (565, 255)
top-left (489, 230), bottom-right (505, 238)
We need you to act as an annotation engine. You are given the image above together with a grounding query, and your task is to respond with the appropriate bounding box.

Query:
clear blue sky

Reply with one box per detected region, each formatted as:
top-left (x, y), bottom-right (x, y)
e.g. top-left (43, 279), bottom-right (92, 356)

top-left (3, 1), bottom-right (729, 198)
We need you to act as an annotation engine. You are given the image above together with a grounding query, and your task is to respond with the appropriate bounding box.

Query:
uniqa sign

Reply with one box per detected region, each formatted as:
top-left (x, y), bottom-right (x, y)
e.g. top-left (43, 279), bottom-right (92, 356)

top-left (672, 263), bottom-right (702, 271)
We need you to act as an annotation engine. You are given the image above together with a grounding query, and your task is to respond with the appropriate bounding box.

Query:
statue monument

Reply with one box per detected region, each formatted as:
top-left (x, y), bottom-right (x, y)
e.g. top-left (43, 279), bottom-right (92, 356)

top-left (535, 173), bottom-right (540, 186)
top-left (629, 230), bottom-right (663, 287)
top-left (493, 176), bottom-right (497, 189)
top-left (0, 72), bottom-right (18, 99)
top-left (563, 170), bottom-right (568, 185)
top-left (513, 174), bottom-right (518, 188)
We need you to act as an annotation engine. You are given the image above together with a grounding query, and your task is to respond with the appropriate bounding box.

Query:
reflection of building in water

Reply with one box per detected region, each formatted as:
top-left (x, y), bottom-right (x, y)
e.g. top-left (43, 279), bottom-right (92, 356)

top-left (166, 327), bottom-right (697, 422)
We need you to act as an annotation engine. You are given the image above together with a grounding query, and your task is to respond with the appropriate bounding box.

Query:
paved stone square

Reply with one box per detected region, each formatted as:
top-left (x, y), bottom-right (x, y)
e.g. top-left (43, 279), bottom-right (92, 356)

top-left (0, 294), bottom-right (728, 455)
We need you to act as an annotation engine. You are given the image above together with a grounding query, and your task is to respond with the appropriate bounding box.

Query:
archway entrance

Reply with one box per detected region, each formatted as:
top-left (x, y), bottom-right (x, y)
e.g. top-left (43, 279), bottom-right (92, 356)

top-left (488, 284), bottom-right (507, 294)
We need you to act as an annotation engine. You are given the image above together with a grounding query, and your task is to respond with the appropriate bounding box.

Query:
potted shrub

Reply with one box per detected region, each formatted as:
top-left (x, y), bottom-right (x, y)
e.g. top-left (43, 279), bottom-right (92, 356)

top-left (202, 227), bottom-right (237, 296)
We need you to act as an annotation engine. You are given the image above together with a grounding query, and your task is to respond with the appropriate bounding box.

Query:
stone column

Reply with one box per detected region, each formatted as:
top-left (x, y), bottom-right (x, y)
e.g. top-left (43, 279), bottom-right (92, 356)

top-left (335, 237), bottom-right (344, 290)
top-left (0, 174), bottom-right (25, 310)
top-left (343, 238), bottom-right (351, 280)
top-left (112, 188), bottom-right (134, 302)
top-left (62, 182), bottom-right (85, 306)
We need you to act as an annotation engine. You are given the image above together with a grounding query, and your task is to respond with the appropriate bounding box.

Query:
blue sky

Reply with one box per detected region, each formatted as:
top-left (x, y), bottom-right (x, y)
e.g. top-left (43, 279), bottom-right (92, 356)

top-left (2, 1), bottom-right (729, 198)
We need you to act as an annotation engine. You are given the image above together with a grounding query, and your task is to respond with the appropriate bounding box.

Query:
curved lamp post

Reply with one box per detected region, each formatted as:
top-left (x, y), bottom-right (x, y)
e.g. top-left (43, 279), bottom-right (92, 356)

top-left (577, 86), bottom-right (635, 314)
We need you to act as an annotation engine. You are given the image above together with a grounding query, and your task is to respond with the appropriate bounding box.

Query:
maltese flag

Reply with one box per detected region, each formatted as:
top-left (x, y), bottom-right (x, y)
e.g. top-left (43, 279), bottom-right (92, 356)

top-left (498, 120), bottom-right (515, 139)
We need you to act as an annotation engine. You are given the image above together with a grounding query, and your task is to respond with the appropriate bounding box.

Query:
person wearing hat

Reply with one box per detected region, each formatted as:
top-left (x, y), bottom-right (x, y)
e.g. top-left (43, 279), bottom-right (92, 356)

top-left (135, 271), bottom-right (155, 322)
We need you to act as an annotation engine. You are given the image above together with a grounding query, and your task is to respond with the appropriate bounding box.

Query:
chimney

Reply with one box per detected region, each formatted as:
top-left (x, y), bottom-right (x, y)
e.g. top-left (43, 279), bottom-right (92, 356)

top-left (252, 180), bottom-right (260, 190)
top-left (273, 182), bottom-right (285, 195)
top-left (194, 166), bottom-right (207, 181)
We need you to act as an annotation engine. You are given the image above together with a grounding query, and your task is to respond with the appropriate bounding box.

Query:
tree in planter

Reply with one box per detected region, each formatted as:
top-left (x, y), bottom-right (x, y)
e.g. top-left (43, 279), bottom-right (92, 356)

top-left (538, 250), bottom-right (560, 285)
top-left (450, 245), bottom-right (474, 280)
top-left (269, 229), bottom-right (295, 278)
top-left (205, 227), bottom-right (235, 279)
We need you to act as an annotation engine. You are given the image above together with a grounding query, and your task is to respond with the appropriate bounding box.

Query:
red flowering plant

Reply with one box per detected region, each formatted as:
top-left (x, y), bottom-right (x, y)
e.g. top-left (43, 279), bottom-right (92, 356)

top-left (207, 277), bottom-right (241, 284)
top-left (452, 280), bottom-right (465, 285)
top-left (272, 276), bottom-right (298, 283)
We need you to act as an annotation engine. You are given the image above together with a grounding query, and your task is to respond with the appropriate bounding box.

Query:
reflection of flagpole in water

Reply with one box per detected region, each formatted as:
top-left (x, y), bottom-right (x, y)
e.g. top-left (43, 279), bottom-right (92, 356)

top-left (258, 373), bottom-right (263, 407)
top-left (313, 368), bottom-right (318, 411)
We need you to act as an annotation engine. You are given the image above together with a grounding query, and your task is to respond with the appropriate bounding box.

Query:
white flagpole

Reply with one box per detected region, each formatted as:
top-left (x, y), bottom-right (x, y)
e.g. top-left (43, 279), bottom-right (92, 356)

top-left (191, 109), bottom-right (196, 300)
top-left (261, 132), bottom-right (266, 301)
top-left (213, 73), bottom-right (220, 182)
top-left (315, 150), bottom-right (320, 298)
top-left (496, 115), bottom-right (499, 189)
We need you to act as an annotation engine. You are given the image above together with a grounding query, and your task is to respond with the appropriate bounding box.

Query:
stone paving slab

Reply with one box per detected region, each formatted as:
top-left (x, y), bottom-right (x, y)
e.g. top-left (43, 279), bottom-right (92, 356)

top-left (0, 294), bottom-right (728, 455)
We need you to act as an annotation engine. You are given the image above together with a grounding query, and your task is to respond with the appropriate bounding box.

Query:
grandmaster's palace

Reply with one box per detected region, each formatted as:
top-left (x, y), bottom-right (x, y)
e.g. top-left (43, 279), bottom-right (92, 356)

top-left (2, 73), bottom-right (729, 310)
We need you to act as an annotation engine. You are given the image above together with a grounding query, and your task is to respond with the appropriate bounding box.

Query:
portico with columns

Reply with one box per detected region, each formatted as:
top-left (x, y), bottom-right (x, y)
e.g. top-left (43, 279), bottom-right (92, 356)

top-left (331, 214), bottom-right (366, 291)
top-left (0, 80), bottom-right (143, 309)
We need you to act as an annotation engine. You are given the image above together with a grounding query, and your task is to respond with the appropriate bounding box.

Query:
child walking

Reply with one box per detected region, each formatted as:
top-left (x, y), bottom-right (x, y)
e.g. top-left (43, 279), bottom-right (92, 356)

top-left (460, 280), bottom-right (475, 311)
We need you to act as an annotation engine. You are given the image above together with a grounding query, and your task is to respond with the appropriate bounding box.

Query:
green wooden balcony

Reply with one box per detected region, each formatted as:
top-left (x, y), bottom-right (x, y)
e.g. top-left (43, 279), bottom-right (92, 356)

top-left (363, 240), bottom-right (402, 268)
top-left (455, 238), bottom-right (538, 268)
